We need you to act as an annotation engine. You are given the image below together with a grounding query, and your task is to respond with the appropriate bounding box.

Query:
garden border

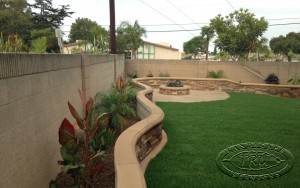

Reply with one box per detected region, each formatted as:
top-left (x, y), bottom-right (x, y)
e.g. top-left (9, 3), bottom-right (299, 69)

top-left (114, 80), bottom-right (165, 188)
top-left (137, 77), bottom-right (300, 98)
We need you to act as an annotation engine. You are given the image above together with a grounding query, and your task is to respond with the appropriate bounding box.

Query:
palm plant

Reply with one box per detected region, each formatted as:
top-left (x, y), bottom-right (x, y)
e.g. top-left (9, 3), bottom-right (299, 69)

top-left (288, 74), bottom-right (300, 85)
top-left (201, 26), bottom-right (215, 61)
top-left (30, 37), bottom-right (47, 53)
top-left (93, 77), bottom-right (137, 130)
top-left (207, 70), bottom-right (225, 78)
top-left (117, 20), bottom-right (146, 59)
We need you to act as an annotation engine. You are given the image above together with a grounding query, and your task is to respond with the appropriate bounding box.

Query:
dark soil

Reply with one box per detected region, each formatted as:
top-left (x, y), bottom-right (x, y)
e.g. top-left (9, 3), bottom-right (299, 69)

top-left (55, 117), bottom-right (140, 188)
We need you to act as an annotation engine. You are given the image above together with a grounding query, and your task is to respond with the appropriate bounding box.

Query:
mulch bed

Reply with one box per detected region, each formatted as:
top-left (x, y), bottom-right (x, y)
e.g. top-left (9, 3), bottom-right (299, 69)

top-left (55, 117), bottom-right (140, 188)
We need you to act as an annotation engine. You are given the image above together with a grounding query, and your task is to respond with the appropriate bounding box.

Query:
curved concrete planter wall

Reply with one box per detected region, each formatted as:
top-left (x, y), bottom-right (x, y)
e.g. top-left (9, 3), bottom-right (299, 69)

top-left (114, 80), bottom-right (165, 188)
top-left (138, 77), bottom-right (300, 98)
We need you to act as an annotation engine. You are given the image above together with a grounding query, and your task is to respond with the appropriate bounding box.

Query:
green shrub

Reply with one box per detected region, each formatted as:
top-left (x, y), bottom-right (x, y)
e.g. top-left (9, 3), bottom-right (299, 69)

top-left (207, 70), bottom-right (225, 78)
top-left (159, 71), bottom-right (170, 77)
top-left (288, 74), bottom-right (300, 85)
top-left (93, 77), bottom-right (137, 131)
top-left (127, 70), bottom-right (138, 79)
top-left (31, 37), bottom-right (47, 54)
top-left (265, 73), bottom-right (279, 84)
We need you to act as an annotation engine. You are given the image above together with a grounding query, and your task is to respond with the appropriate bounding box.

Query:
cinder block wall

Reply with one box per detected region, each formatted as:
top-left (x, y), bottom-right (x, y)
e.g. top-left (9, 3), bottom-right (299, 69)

top-left (126, 60), bottom-right (300, 84)
top-left (0, 53), bottom-right (124, 188)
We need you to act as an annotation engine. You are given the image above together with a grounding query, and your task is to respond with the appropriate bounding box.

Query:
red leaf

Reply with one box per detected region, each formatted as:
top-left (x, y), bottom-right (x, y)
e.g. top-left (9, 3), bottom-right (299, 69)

top-left (59, 118), bottom-right (77, 145)
top-left (68, 102), bottom-right (85, 130)
top-left (85, 97), bottom-right (94, 119)
top-left (92, 162), bottom-right (105, 178)
top-left (78, 89), bottom-right (86, 112)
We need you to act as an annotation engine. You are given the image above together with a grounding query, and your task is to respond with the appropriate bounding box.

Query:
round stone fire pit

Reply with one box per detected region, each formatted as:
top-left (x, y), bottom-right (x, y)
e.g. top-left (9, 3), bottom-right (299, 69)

top-left (159, 80), bottom-right (191, 95)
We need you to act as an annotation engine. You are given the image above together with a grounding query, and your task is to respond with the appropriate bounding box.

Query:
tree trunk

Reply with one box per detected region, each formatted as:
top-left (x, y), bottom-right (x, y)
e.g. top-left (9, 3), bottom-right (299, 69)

top-left (131, 49), bottom-right (136, 59)
top-left (205, 40), bottom-right (209, 60)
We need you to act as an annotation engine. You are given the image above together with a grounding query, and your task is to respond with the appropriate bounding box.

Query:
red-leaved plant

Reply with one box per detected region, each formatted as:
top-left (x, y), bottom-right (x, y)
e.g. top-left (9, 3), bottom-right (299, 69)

top-left (55, 90), bottom-right (111, 187)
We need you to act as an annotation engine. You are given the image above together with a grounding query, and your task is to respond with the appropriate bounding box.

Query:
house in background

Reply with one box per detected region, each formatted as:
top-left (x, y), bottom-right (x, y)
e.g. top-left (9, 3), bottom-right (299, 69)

top-left (136, 40), bottom-right (182, 60)
top-left (63, 40), bottom-right (182, 59)
top-left (63, 40), bottom-right (93, 54)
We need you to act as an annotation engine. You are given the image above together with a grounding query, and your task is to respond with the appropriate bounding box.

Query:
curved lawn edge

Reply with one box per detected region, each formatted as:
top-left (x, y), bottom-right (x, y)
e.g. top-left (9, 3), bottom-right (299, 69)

top-left (114, 79), bottom-right (165, 188)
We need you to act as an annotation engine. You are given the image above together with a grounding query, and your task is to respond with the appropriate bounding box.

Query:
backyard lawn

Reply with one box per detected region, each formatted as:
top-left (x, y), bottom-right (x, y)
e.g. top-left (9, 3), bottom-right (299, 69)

top-left (145, 92), bottom-right (300, 188)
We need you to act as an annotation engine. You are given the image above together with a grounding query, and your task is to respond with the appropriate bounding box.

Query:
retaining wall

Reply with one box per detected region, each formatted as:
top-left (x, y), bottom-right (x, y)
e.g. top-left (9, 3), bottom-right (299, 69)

top-left (138, 77), bottom-right (300, 98)
top-left (114, 80), bottom-right (164, 188)
top-left (0, 53), bottom-right (124, 188)
top-left (126, 60), bottom-right (300, 84)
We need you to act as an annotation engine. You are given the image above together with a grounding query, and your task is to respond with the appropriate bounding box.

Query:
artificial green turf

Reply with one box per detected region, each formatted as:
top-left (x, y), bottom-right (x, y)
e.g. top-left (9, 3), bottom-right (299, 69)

top-left (145, 92), bottom-right (300, 188)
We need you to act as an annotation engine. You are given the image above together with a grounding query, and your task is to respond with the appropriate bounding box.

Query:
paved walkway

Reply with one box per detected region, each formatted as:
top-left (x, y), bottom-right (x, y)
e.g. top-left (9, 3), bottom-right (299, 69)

top-left (153, 89), bottom-right (230, 103)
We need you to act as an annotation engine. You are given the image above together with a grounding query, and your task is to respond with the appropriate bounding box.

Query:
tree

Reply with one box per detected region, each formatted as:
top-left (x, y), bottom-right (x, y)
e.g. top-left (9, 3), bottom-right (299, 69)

top-left (269, 35), bottom-right (285, 59)
top-left (270, 32), bottom-right (300, 62)
top-left (90, 25), bottom-right (109, 54)
top-left (210, 8), bottom-right (268, 60)
top-left (116, 20), bottom-right (146, 59)
top-left (253, 37), bottom-right (269, 61)
top-left (0, 0), bottom-right (32, 46)
top-left (183, 36), bottom-right (205, 59)
top-left (31, 28), bottom-right (59, 52)
top-left (29, 0), bottom-right (74, 29)
top-left (201, 26), bottom-right (215, 60)
top-left (69, 18), bottom-right (98, 43)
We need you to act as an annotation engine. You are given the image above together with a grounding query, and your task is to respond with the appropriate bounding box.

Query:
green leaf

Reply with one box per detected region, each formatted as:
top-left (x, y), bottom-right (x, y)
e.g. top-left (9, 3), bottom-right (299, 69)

top-left (62, 164), bottom-right (85, 174)
top-left (60, 146), bottom-right (74, 164)
top-left (49, 180), bottom-right (59, 188)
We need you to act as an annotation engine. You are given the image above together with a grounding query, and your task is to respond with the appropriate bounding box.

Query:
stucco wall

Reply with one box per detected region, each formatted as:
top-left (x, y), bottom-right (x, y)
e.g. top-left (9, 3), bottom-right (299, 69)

top-left (126, 60), bottom-right (300, 84)
top-left (0, 53), bottom-right (124, 188)
top-left (155, 46), bottom-right (181, 60)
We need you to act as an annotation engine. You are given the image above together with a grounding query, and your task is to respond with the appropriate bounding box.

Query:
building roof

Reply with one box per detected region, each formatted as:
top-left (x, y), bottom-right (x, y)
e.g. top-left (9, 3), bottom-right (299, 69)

top-left (142, 40), bottom-right (179, 51)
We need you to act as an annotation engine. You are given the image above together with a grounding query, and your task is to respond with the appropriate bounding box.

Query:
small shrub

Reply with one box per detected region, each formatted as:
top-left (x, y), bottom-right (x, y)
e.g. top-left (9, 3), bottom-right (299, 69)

top-left (51, 90), bottom-right (113, 187)
top-left (127, 70), bottom-right (138, 79)
top-left (31, 37), bottom-right (47, 54)
top-left (159, 71), bottom-right (170, 77)
top-left (288, 74), bottom-right (300, 85)
top-left (207, 70), bottom-right (225, 78)
top-left (94, 76), bottom-right (137, 131)
top-left (147, 71), bottom-right (153, 77)
top-left (265, 73), bottom-right (280, 84)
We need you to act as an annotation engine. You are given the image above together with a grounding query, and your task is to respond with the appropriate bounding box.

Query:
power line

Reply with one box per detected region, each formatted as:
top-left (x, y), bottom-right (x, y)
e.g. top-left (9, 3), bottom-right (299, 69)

top-left (224, 0), bottom-right (236, 11)
top-left (269, 22), bottom-right (300, 26)
top-left (62, 17), bottom-right (300, 27)
top-left (165, 0), bottom-right (201, 28)
top-left (139, 0), bottom-right (195, 36)
top-left (61, 22), bottom-right (300, 33)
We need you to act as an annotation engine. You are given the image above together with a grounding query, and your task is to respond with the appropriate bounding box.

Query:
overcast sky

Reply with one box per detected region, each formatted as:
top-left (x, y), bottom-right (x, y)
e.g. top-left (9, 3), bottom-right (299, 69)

top-left (48, 0), bottom-right (300, 51)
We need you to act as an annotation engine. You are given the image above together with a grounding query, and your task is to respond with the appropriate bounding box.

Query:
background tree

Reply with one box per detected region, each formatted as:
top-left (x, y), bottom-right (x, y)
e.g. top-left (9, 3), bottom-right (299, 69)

top-left (90, 25), bottom-right (109, 54)
top-left (210, 8), bottom-right (268, 60)
top-left (201, 26), bottom-right (215, 60)
top-left (31, 28), bottom-right (59, 52)
top-left (270, 32), bottom-right (300, 62)
top-left (29, 0), bottom-right (73, 29)
top-left (253, 37), bottom-right (269, 61)
top-left (269, 35), bottom-right (285, 60)
top-left (69, 18), bottom-right (98, 43)
top-left (0, 0), bottom-right (32, 46)
top-left (116, 20), bottom-right (146, 59)
top-left (183, 36), bottom-right (205, 59)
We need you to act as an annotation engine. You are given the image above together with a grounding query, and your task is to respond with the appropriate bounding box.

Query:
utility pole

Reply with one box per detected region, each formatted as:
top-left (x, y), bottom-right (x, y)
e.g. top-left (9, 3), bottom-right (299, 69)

top-left (109, 0), bottom-right (116, 54)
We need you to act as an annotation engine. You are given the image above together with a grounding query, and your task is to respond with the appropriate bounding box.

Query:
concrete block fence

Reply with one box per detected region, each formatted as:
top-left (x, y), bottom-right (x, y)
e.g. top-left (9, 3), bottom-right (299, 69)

top-left (0, 53), bottom-right (124, 188)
